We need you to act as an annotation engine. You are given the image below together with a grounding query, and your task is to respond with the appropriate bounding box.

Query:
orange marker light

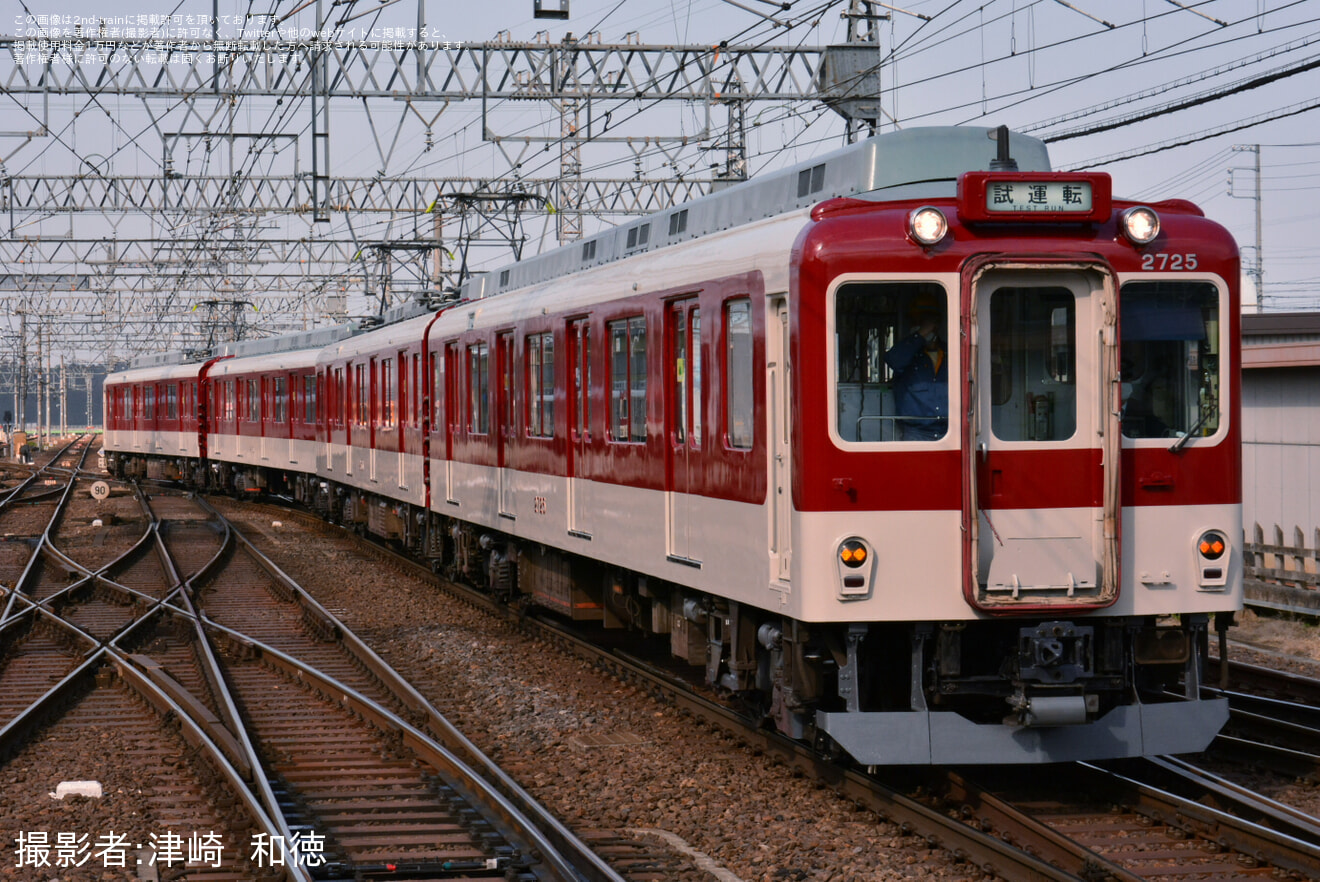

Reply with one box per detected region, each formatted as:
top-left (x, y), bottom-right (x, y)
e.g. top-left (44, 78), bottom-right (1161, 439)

top-left (1198, 532), bottom-right (1226, 560)
top-left (839, 540), bottom-right (868, 568)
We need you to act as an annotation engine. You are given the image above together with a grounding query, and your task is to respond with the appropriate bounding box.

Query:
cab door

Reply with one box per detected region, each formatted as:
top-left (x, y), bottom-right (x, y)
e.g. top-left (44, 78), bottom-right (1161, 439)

top-left (966, 266), bottom-right (1119, 610)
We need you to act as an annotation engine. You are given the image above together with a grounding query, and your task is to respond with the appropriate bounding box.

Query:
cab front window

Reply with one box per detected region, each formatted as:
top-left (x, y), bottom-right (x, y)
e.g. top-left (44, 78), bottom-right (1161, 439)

top-left (1119, 281), bottom-right (1220, 440)
top-left (834, 282), bottom-right (949, 443)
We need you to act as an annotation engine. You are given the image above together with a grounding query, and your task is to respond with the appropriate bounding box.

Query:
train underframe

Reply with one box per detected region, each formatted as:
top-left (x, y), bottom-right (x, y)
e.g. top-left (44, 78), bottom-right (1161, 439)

top-left (111, 449), bottom-right (1232, 764)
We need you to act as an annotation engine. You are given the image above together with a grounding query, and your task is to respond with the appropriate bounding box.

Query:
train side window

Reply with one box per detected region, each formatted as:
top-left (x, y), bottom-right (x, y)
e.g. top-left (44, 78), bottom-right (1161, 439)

top-left (381, 358), bottom-right (396, 427)
top-left (166, 384), bottom-right (178, 420)
top-left (398, 353), bottom-right (408, 427)
top-left (356, 364), bottom-right (369, 426)
top-left (248, 379), bottom-right (261, 423)
top-left (725, 299), bottom-right (753, 449)
top-left (333, 368), bottom-right (344, 426)
top-left (691, 309), bottom-right (702, 444)
top-left (1118, 281), bottom-right (1220, 440)
top-left (988, 287), bottom-right (1076, 442)
top-left (834, 281), bottom-right (948, 443)
top-left (570, 320), bottom-right (590, 438)
top-left (304, 375), bottom-right (317, 425)
top-left (273, 377), bottom-right (287, 423)
top-left (608, 317), bottom-right (647, 442)
top-left (411, 353), bottom-right (420, 427)
top-left (431, 352), bottom-right (442, 427)
top-left (527, 332), bottom-right (555, 438)
top-left (495, 333), bottom-right (514, 437)
top-left (468, 342), bottom-right (489, 435)
top-left (445, 343), bottom-right (461, 434)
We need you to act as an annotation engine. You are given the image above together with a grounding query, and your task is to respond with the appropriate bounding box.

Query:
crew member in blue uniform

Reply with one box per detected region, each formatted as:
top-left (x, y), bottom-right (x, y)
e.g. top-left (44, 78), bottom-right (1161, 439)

top-left (884, 297), bottom-right (948, 441)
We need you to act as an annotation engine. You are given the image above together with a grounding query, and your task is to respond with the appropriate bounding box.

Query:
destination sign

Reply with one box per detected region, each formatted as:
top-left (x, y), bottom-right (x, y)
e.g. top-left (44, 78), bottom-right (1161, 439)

top-left (985, 180), bottom-right (1093, 214)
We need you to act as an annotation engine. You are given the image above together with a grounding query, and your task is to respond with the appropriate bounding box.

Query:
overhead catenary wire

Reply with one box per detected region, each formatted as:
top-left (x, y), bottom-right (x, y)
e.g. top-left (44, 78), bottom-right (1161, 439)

top-left (8, 0), bottom-right (1320, 344)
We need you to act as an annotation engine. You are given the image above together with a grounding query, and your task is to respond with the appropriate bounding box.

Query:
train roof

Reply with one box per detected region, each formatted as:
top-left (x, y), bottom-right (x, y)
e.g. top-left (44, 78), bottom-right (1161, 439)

top-left (106, 358), bottom-right (207, 384)
top-left (319, 310), bottom-right (436, 363)
top-left (468, 125), bottom-right (1051, 300)
top-left (209, 346), bottom-right (324, 377)
top-left (214, 321), bottom-right (364, 359)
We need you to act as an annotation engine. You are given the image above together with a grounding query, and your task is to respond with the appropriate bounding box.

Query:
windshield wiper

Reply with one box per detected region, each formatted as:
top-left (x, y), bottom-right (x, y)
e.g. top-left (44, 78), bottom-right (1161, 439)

top-left (1169, 404), bottom-right (1215, 453)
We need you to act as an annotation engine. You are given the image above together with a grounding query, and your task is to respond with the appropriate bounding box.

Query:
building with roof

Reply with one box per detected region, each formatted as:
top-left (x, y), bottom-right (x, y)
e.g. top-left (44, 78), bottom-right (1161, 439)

top-left (1240, 311), bottom-right (1320, 612)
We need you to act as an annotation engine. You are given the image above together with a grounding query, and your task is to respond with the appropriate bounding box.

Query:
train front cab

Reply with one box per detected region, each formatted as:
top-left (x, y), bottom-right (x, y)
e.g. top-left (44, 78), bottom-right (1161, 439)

top-left (792, 179), bottom-right (1240, 765)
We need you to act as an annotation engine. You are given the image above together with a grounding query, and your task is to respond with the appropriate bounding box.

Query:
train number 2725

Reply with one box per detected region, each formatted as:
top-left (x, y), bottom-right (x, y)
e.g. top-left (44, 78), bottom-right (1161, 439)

top-left (1141, 252), bottom-right (1197, 271)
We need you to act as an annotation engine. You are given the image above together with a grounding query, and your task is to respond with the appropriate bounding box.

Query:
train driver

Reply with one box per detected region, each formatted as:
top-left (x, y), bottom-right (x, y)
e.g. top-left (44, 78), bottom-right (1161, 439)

top-left (884, 295), bottom-right (948, 441)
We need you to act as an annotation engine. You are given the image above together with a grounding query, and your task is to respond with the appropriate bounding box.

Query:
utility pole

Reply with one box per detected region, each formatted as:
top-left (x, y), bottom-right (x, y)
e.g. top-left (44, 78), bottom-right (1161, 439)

top-left (1229, 144), bottom-right (1263, 312)
top-left (40, 323), bottom-right (49, 448)
top-left (17, 312), bottom-right (26, 434)
top-left (36, 322), bottom-right (44, 449)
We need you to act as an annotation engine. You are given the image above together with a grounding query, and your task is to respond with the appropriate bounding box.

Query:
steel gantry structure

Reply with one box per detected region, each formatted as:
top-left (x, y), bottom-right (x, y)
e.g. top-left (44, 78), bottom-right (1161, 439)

top-left (0, 12), bottom-right (882, 363)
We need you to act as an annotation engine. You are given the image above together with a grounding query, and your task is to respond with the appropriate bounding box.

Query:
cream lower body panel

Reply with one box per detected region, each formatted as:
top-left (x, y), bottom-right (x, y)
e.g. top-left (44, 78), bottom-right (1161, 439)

top-left (1115, 502), bottom-right (1242, 616)
top-left (794, 502), bottom-right (1241, 622)
top-left (207, 435), bottom-right (336, 491)
top-left (107, 429), bottom-right (198, 459)
top-left (430, 459), bottom-right (776, 613)
top-left (317, 442), bottom-right (426, 509)
top-left (795, 509), bottom-right (965, 622)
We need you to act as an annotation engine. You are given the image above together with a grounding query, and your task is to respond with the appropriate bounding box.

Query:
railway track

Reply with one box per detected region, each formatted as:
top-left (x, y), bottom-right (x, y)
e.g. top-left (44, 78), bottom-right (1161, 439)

top-left (1193, 656), bottom-right (1320, 783)
top-left (231, 497), bottom-right (1320, 882)
top-left (0, 475), bottom-right (636, 881)
top-left (0, 435), bottom-right (95, 615)
top-left (924, 759), bottom-right (1320, 881)
top-left (9, 468), bottom-right (1320, 881)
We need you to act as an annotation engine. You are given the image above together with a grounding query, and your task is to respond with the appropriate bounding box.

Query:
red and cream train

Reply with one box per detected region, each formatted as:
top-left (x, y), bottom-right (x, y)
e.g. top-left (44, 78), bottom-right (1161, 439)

top-left (105, 126), bottom-right (1242, 764)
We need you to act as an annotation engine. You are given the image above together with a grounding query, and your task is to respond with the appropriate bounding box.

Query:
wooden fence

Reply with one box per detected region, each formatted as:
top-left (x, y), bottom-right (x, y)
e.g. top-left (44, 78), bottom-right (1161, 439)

top-left (1243, 523), bottom-right (1320, 615)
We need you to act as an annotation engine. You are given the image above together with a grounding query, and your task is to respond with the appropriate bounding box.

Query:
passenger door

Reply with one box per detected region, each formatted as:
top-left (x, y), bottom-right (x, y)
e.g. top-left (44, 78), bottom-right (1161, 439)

top-left (397, 350), bottom-right (408, 489)
top-left (496, 332), bottom-right (515, 518)
top-left (769, 296), bottom-right (792, 585)
top-left (566, 318), bottom-right (593, 538)
top-left (665, 299), bottom-right (702, 565)
top-left (444, 342), bottom-right (460, 504)
top-left (967, 267), bottom-right (1119, 609)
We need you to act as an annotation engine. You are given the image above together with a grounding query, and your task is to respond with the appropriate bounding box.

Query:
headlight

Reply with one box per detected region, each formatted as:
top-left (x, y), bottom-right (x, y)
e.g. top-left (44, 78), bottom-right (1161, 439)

top-left (909, 206), bottom-right (948, 246)
top-left (1121, 206), bottom-right (1160, 245)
